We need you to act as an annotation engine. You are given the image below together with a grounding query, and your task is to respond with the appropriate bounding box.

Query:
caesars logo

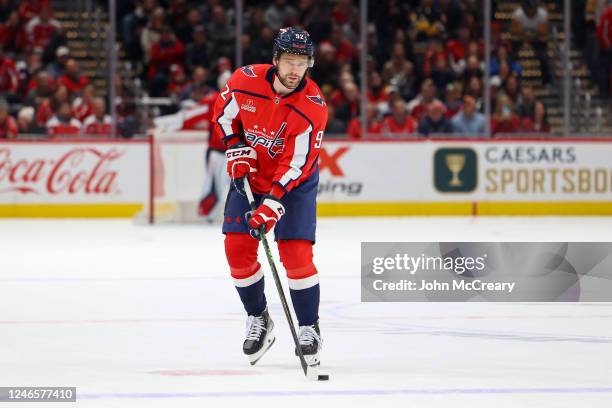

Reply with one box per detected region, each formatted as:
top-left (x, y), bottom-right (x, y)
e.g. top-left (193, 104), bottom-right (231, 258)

top-left (434, 148), bottom-right (478, 193)
top-left (318, 146), bottom-right (363, 196)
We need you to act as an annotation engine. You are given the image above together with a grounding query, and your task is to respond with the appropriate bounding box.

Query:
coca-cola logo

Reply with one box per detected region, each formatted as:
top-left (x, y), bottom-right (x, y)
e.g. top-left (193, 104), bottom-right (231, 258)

top-left (0, 147), bottom-right (123, 195)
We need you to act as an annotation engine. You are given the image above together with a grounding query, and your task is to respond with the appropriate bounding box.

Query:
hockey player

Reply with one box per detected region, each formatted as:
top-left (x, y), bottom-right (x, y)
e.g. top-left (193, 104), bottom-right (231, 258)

top-left (212, 28), bottom-right (327, 367)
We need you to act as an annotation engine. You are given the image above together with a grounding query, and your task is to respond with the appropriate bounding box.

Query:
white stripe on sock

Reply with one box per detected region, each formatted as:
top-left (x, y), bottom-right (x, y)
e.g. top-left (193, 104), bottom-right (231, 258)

top-left (233, 268), bottom-right (263, 288)
top-left (288, 274), bottom-right (319, 290)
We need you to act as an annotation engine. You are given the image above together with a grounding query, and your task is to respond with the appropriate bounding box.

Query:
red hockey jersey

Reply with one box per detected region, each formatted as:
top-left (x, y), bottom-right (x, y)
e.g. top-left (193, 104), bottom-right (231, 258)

top-left (213, 64), bottom-right (328, 196)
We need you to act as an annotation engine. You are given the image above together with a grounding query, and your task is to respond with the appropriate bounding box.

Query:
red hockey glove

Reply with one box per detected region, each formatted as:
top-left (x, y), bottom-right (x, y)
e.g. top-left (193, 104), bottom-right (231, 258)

top-left (247, 196), bottom-right (285, 239)
top-left (226, 143), bottom-right (257, 195)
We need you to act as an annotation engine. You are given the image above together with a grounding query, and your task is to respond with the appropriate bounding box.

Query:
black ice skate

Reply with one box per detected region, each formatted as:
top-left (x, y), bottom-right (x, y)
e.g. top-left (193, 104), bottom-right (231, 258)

top-left (243, 308), bottom-right (275, 365)
top-left (295, 322), bottom-right (322, 366)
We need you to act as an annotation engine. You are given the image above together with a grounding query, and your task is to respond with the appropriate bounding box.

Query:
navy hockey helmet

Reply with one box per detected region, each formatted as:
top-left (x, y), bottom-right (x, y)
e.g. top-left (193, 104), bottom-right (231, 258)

top-left (273, 27), bottom-right (315, 68)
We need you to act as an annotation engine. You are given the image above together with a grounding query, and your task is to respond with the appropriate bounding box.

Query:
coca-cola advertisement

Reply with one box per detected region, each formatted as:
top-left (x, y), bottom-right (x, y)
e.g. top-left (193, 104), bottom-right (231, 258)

top-left (0, 142), bottom-right (149, 205)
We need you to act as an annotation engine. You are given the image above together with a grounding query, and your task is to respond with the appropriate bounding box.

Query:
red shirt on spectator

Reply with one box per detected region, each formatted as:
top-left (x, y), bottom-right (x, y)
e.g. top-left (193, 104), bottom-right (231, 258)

top-left (347, 118), bottom-right (382, 139)
top-left (59, 74), bottom-right (90, 95)
top-left (382, 115), bottom-right (417, 134)
top-left (35, 98), bottom-right (54, 126)
top-left (0, 56), bottom-right (18, 93)
top-left (81, 114), bottom-right (112, 136)
top-left (72, 96), bottom-right (94, 122)
top-left (46, 116), bottom-right (81, 137)
top-left (0, 115), bottom-right (18, 138)
top-left (0, 20), bottom-right (29, 52)
top-left (19, 0), bottom-right (51, 23)
top-left (597, 6), bottom-right (612, 50)
top-left (147, 37), bottom-right (185, 80)
top-left (491, 115), bottom-right (521, 134)
top-left (26, 15), bottom-right (61, 49)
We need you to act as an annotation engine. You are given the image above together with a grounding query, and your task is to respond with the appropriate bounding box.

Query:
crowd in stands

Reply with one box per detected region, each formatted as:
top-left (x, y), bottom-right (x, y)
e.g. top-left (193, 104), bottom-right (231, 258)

top-left (0, 0), bottom-right (126, 138)
top-left (117, 0), bottom-right (562, 138)
top-left (1, 0), bottom-right (610, 139)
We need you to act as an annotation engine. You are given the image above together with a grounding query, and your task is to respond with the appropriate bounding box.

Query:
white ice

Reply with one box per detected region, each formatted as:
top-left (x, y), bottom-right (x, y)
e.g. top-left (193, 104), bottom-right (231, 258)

top-left (1, 217), bottom-right (611, 408)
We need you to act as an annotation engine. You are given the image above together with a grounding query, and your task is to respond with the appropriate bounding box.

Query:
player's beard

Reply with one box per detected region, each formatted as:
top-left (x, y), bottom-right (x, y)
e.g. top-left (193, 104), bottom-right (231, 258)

top-left (276, 70), bottom-right (305, 90)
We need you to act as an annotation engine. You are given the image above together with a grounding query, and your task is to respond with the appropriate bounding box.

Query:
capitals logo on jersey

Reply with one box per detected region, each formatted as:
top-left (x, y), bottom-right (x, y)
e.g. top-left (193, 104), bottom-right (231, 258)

top-left (241, 66), bottom-right (257, 78)
top-left (307, 93), bottom-right (325, 107)
top-left (245, 122), bottom-right (287, 158)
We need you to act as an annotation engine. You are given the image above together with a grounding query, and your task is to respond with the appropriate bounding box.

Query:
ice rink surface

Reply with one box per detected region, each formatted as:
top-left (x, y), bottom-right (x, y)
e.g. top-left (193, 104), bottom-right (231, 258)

top-left (1, 217), bottom-right (611, 407)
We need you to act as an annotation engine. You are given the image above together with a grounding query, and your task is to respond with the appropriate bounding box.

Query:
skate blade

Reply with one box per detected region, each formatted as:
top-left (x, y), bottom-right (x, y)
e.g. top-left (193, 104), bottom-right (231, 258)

top-left (247, 333), bottom-right (276, 366)
top-left (303, 351), bottom-right (320, 367)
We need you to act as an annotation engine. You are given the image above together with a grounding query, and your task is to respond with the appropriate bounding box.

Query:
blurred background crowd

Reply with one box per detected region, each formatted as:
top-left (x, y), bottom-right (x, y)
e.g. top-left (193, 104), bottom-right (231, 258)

top-left (0, 0), bottom-right (610, 139)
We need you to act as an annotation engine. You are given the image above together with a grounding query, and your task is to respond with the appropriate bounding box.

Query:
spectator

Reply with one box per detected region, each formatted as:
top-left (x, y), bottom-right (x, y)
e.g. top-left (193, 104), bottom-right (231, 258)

top-left (347, 104), bottom-right (383, 139)
top-left (0, 98), bottom-right (17, 138)
top-left (382, 98), bottom-right (417, 135)
top-left (185, 25), bottom-right (213, 73)
top-left (444, 82), bottom-right (462, 118)
top-left (0, 0), bottom-right (15, 22)
top-left (451, 95), bottom-right (486, 135)
top-left (0, 11), bottom-right (28, 54)
top-left (490, 44), bottom-right (522, 77)
top-left (325, 105), bottom-right (346, 134)
top-left (215, 57), bottom-right (232, 90)
top-left (25, 4), bottom-right (60, 49)
top-left (446, 25), bottom-right (472, 76)
top-left (82, 97), bottom-right (112, 136)
top-left (367, 71), bottom-right (389, 112)
top-left (167, 64), bottom-right (190, 99)
top-left (140, 7), bottom-right (164, 64)
top-left (16, 106), bottom-right (44, 134)
top-left (26, 69), bottom-right (55, 108)
top-left (147, 26), bottom-right (185, 83)
top-left (46, 100), bottom-right (81, 137)
top-left (0, 44), bottom-right (18, 94)
top-left (205, 5), bottom-right (234, 59)
top-left (418, 100), bottom-right (453, 136)
top-left (382, 43), bottom-right (417, 101)
top-left (407, 79), bottom-right (440, 122)
top-left (36, 84), bottom-right (68, 126)
top-left (521, 100), bottom-right (550, 132)
top-left (329, 24), bottom-right (357, 64)
top-left (72, 84), bottom-right (96, 122)
top-left (411, 0), bottom-right (444, 42)
top-left (264, 0), bottom-right (297, 32)
top-left (504, 74), bottom-right (521, 105)
top-left (491, 94), bottom-right (521, 134)
top-left (334, 81), bottom-right (360, 123)
top-left (517, 84), bottom-right (537, 118)
top-left (511, 0), bottom-right (551, 83)
top-left (19, 0), bottom-right (50, 23)
top-left (47, 45), bottom-right (70, 79)
top-left (465, 76), bottom-right (484, 111)
top-left (121, 0), bottom-right (148, 62)
top-left (179, 65), bottom-right (209, 102)
top-left (173, 2), bottom-right (200, 44)
top-left (597, 2), bottom-right (612, 97)
top-left (310, 41), bottom-right (339, 93)
top-left (430, 52), bottom-right (455, 91)
top-left (59, 59), bottom-right (90, 96)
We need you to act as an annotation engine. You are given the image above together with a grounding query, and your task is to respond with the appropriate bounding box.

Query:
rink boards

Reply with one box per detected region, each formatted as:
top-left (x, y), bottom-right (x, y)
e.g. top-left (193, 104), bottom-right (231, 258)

top-left (1, 137), bottom-right (611, 217)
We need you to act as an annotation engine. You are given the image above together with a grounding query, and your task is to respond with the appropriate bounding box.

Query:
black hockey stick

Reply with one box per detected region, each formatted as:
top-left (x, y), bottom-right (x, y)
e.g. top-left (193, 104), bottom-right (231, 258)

top-left (243, 176), bottom-right (325, 380)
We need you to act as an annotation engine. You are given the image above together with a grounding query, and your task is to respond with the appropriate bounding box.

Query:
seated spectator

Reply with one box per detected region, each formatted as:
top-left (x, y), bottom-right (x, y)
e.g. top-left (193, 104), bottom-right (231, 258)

top-left (367, 71), bottom-right (389, 112)
top-left (491, 94), bottom-right (521, 134)
top-left (147, 26), bottom-right (185, 82)
top-left (418, 100), bottom-right (453, 136)
top-left (382, 43), bottom-right (417, 101)
top-left (597, 2), bottom-right (612, 97)
top-left (72, 84), bottom-right (96, 122)
top-left (174, 6), bottom-right (201, 45)
top-left (121, 0), bottom-right (148, 62)
top-left (26, 70), bottom-right (56, 109)
top-left (264, 0), bottom-right (297, 32)
top-left (430, 52), bottom-right (455, 92)
top-left (179, 65), bottom-right (210, 102)
top-left (411, 0), bottom-right (444, 42)
top-left (451, 95), bottom-right (486, 136)
top-left (325, 105), bottom-right (346, 135)
top-left (59, 59), bottom-right (90, 96)
top-left (0, 44), bottom-right (18, 95)
top-left (511, 0), bottom-right (551, 83)
top-left (16, 106), bottom-right (44, 135)
top-left (205, 5), bottom-right (234, 59)
top-left (47, 45), bottom-right (70, 79)
top-left (167, 64), bottom-right (191, 100)
top-left (347, 104), bottom-right (383, 139)
top-left (0, 98), bottom-right (17, 139)
top-left (82, 97), bottom-right (112, 136)
top-left (444, 82), bottom-right (462, 118)
top-left (19, 0), bottom-right (51, 23)
top-left (517, 84), bottom-right (537, 118)
top-left (26, 4), bottom-right (61, 49)
top-left (0, 11), bottom-right (29, 54)
top-left (329, 24), bottom-right (357, 64)
top-left (382, 98), bottom-right (417, 135)
top-left (504, 73), bottom-right (521, 105)
top-left (490, 44), bottom-right (522, 77)
top-left (36, 84), bottom-right (69, 126)
top-left (140, 7), bottom-right (164, 65)
top-left (185, 25), bottom-right (213, 73)
top-left (46, 100), bottom-right (81, 137)
top-left (407, 79), bottom-right (440, 122)
top-left (446, 25), bottom-right (471, 76)
top-left (465, 76), bottom-right (484, 111)
top-left (334, 81), bottom-right (360, 123)
top-left (521, 100), bottom-right (550, 132)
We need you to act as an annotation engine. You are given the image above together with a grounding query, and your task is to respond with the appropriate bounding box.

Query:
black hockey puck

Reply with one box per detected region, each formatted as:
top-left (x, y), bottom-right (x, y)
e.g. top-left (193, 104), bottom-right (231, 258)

top-left (318, 374), bottom-right (329, 381)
